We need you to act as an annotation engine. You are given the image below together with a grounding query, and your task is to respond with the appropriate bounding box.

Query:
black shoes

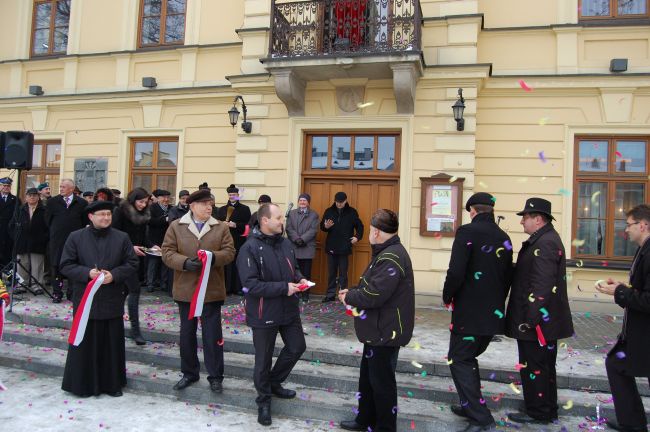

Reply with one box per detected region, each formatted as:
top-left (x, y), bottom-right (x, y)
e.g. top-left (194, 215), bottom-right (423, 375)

top-left (451, 405), bottom-right (469, 418)
top-left (321, 296), bottom-right (335, 303)
top-left (258, 405), bottom-right (272, 426)
top-left (606, 419), bottom-right (648, 432)
top-left (457, 422), bottom-right (496, 432)
top-left (52, 292), bottom-right (63, 303)
top-left (271, 384), bottom-right (296, 399)
top-left (209, 380), bottom-right (223, 394)
top-left (106, 390), bottom-right (123, 397)
top-left (173, 376), bottom-right (198, 391)
top-left (340, 420), bottom-right (367, 431)
top-left (508, 412), bottom-right (552, 425)
top-left (130, 322), bottom-right (146, 345)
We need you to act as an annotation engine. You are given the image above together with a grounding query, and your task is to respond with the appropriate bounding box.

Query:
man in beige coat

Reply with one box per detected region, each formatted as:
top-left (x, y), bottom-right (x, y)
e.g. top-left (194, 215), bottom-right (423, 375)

top-left (162, 189), bottom-right (235, 393)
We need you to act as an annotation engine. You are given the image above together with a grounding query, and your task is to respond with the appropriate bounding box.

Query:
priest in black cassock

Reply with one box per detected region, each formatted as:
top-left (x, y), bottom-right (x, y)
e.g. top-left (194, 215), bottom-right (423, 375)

top-left (216, 184), bottom-right (251, 295)
top-left (60, 200), bottom-right (139, 397)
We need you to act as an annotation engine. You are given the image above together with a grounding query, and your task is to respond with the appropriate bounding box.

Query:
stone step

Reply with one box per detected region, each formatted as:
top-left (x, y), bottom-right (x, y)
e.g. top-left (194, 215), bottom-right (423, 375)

top-left (2, 321), bottom-right (642, 421)
top-left (7, 309), bottom-right (630, 397)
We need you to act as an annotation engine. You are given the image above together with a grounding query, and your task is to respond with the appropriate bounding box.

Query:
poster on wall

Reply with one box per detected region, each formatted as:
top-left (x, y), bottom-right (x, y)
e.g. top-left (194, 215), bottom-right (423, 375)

top-left (420, 174), bottom-right (464, 237)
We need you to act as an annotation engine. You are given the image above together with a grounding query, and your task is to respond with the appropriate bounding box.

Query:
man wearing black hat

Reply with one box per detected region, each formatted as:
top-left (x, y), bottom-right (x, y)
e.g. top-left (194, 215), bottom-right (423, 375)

top-left (45, 178), bottom-right (88, 303)
top-left (169, 190), bottom-right (190, 222)
top-left (0, 177), bottom-right (20, 268)
top-left (286, 193), bottom-right (319, 302)
top-left (60, 200), bottom-right (139, 397)
top-left (216, 184), bottom-right (251, 295)
top-left (338, 209), bottom-right (414, 432)
top-left (146, 189), bottom-right (171, 293)
top-left (320, 191), bottom-right (364, 302)
top-left (442, 193), bottom-right (513, 432)
top-left (505, 197), bottom-right (574, 425)
top-left (248, 194), bottom-right (272, 228)
top-left (82, 191), bottom-right (94, 203)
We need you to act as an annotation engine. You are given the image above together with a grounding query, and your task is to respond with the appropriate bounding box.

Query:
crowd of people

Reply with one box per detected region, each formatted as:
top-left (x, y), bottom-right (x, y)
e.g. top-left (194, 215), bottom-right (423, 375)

top-left (0, 175), bottom-right (648, 432)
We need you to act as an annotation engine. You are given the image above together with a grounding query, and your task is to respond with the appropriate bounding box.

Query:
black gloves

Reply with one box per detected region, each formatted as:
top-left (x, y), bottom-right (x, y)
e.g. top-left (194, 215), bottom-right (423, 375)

top-left (295, 238), bottom-right (306, 247)
top-left (183, 257), bottom-right (203, 272)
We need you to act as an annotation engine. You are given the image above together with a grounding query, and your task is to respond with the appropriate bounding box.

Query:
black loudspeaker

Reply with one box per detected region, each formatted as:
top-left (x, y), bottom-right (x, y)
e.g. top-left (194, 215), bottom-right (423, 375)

top-left (0, 132), bottom-right (5, 168)
top-left (3, 131), bottom-right (34, 170)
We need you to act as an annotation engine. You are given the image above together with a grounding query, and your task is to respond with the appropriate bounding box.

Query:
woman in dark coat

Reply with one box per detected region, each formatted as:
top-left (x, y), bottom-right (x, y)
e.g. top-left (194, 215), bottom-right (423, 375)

top-left (111, 187), bottom-right (152, 344)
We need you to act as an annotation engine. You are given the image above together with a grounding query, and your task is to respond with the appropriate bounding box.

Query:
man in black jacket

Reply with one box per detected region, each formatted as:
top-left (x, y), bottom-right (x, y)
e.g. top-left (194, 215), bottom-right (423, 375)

top-left (217, 184), bottom-right (251, 295)
top-left (0, 177), bottom-right (20, 269)
top-left (168, 189), bottom-right (190, 222)
top-left (237, 203), bottom-right (308, 427)
top-left (60, 200), bottom-right (139, 397)
top-left (45, 179), bottom-right (88, 303)
top-left (443, 193), bottom-right (513, 432)
top-left (596, 204), bottom-right (650, 432)
top-left (338, 209), bottom-right (414, 432)
top-left (320, 191), bottom-right (364, 302)
top-left (146, 189), bottom-right (171, 293)
top-left (505, 198), bottom-right (574, 425)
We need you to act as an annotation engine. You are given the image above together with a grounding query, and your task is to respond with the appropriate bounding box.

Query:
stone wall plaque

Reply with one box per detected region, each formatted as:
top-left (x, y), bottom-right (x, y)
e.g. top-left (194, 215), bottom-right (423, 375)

top-left (74, 158), bottom-right (108, 193)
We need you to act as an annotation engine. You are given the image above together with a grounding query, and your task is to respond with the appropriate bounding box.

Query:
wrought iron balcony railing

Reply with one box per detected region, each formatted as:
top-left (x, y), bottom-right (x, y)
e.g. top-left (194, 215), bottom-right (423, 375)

top-left (269, 0), bottom-right (421, 58)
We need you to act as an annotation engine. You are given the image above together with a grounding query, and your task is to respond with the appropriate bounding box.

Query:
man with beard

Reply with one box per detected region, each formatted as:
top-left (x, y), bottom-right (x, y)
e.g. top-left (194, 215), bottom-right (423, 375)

top-left (217, 184), bottom-right (251, 295)
top-left (45, 179), bottom-right (88, 303)
top-left (60, 200), bottom-right (139, 397)
top-left (237, 203), bottom-right (308, 426)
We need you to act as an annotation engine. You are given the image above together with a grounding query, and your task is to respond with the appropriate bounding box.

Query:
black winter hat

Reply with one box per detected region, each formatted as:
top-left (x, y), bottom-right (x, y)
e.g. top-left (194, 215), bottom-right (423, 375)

top-left (187, 189), bottom-right (212, 204)
top-left (257, 194), bottom-right (271, 204)
top-left (178, 189), bottom-right (190, 198)
top-left (465, 192), bottom-right (496, 211)
top-left (298, 193), bottom-right (311, 203)
top-left (226, 184), bottom-right (239, 193)
top-left (86, 200), bottom-right (115, 215)
top-left (334, 191), bottom-right (347, 202)
top-left (153, 189), bottom-right (171, 197)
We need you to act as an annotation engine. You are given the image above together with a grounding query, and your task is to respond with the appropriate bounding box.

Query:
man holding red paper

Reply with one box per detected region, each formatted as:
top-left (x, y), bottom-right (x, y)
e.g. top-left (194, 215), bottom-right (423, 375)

top-left (162, 189), bottom-right (235, 394)
top-left (505, 197), bottom-right (573, 425)
top-left (59, 200), bottom-right (139, 397)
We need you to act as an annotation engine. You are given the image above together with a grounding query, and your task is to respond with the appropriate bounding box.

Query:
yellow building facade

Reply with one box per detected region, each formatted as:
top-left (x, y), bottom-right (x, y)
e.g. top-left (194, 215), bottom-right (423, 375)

top-left (1, 0), bottom-right (649, 311)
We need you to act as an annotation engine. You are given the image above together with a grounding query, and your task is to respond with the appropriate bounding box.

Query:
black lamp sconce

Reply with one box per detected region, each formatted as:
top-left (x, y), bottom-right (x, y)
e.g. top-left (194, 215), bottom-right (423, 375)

top-left (452, 88), bottom-right (466, 131)
top-left (228, 95), bottom-right (252, 134)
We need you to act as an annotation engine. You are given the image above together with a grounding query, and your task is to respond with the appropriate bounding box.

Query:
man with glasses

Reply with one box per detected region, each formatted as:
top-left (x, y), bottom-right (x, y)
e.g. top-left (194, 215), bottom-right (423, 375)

top-left (596, 204), bottom-right (650, 432)
top-left (505, 197), bottom-right (574, 425)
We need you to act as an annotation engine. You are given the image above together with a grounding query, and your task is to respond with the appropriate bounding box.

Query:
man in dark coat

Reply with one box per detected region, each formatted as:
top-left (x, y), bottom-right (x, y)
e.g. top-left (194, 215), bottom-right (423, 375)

top-left (60, 200), bottom-right (139, 397)
top-left (442, 193), bottom-right (513, 432)
top-left (37, 181), bottom-right (51, 204)
top-left (248, 194), bottom-right (272, 228)
top-left (596, 204), bottom-right (650, 432)
top-left (338, 209), bottom-right (414, 432)
top-left (0, 177), bottom-right (21, 269)
top-left (217, 184), bottom-right (251, 295)
top-left (9, 188), bottom-right (49, 294)
top-left (168, 189), bottom-right (190, 222)
top-left (320, 191), bottom-right (364, 302)
top-left (505, 197), bottom-right (574, 425)
top-left (146, 189), bottom-right (171, 293)
top-left (45, 179), bottom-right (88, 303)
top-left (285, 193), bottom-right (319, 302)
top-left (237, 203), bottom-right (308, 427)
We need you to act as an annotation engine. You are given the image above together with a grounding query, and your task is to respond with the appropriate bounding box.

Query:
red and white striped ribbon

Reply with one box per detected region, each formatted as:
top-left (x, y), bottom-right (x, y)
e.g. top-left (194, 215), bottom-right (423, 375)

top-left (68, 273), bottom-right (105, 346)
top-left (188, 250), bottom-right (213, 319)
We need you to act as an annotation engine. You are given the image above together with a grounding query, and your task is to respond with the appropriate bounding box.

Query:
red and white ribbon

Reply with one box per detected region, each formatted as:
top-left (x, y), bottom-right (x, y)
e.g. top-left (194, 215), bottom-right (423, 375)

top-left (68, 273), bottom-right (105, 346)
top-left (188, 250), bottom-right (213, 319)
top-left (0, 299), bottom-right (7, 342)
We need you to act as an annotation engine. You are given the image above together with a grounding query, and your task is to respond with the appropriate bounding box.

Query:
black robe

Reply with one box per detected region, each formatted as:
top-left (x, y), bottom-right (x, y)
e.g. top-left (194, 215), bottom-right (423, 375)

top-left (0, 193), bottom-right (21, 266)
top-left (60, 225), bottom-right (139, 396)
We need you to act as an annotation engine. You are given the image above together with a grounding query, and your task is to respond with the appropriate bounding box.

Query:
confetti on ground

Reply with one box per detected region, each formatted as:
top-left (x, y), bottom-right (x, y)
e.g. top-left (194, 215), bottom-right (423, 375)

top-left (410, 360), bottom-right (423, 369)
top-left (509, 382), bottom-right (521, 394)
top-left (518, 79), bottom-right (533, 92)
top-left (563, 400), bottom-right (574, 410)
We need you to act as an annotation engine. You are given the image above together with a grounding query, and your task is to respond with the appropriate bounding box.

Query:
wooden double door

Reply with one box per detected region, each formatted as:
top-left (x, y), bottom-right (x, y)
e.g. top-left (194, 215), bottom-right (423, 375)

top-left (302, 178), bottom-right (399, 295)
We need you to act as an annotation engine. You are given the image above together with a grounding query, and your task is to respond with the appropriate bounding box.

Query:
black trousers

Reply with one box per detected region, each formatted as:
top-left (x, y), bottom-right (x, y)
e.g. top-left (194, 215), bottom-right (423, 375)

top-left (177, 301), bottom-right (224, 382)
top-left (606, 340), bottom-right (650, 429)
top-left (448, 333), bottom-right (494, 426)
top-left (326, 253), bottom-right (349, 297)
top-left (517, 339), bottom-right (558, 421)
top-left (224, 250), bottom-right (242, 294)
top-left (146, 255), bottom-right (169, 291)
top-left (355, 344), bottom-right (400, 432)
top-left (297, 258), bottom-right (312, 300)
top-left (252, 317), bottom-right (306, 407)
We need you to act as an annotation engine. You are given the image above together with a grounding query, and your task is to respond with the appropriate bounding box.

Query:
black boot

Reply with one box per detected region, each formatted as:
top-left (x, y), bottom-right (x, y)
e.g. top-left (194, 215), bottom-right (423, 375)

top-left (257, 404), bottom-right (272, 426)
top-left (130, 320), bottom-right (146, 345)
top-left (127, 291), bottom-right (145, 345)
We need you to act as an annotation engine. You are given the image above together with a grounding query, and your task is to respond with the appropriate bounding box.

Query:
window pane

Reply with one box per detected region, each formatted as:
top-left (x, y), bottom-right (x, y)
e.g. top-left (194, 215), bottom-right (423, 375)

top-left (132, 175), bottom-right (152, 192)
top-left (156, 175), bottom-right (176, 199)
top-left (46, 174), bottom-right (60, 191)
top-left (615, 141), bottom-right (646, 173)
top-left (619, 0), bottom-right (646, 15)
top-left (55, 0), bottom-right (71, 26)
top-left (615, 183), bottom-right (645, 218)
top-left (25, 174), bottom-right (41, 191)
top-left (164, 13), bottom-right (185, 43)
top-left (331, 136), bottom-right (351, 169)
top-left (141, 17), bottom-right (161, 45)
top-left (134, 142), bottom-right (154, 167)
top-left (167, 0), bottom-right (186, 14)
top-left (354, 136), bottom-right (373, 170)
top-left (578, 140), bottom-right (608, 172)
top-left (32, 144), bottom-right (43, 168)
top-left (581, 0), bottom-right (610, 16)
top-left (53, 26), bottom-right (68, 53)
top-left (311, 136), bottom-right (327, 169)
top-left (46, 144), bottom-right (61, 168)
top-left (144, 0), bottom-right (162, 15)
top-left (33, 29), bottom-right (50, 54)
top-left (377, 136), bottom-right (396, 171)
top-left (576, 182), bottom-right (607, 255)
top-left (614, 220), bottom-right (638, 256)
top-left (157, 141), bottom-right (178, 167)
top-left (35, 2), bottom-right (52, 28)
